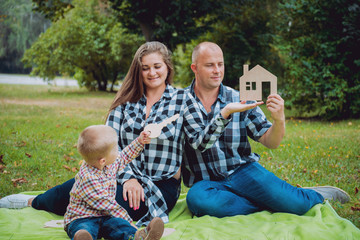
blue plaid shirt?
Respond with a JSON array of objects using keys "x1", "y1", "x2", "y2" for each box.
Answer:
[
  {"x1": 106, "y1": 84, "x2": 229, "y2": 226},
  {"x1": 182, "y1": 80, "x2": 272, "y2": 187}
]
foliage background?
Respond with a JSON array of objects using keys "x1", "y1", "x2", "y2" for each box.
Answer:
[{"x1": 3, "y1": 0, "x2": 358, "y2": 119}]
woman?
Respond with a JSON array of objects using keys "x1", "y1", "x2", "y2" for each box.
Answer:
[{"x1": 0, "y1": 41, "x2": 258, "y2": 226}]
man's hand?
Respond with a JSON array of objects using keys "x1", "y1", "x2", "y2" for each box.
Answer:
[
  {"x1": 266, "y1": 94, "x2": 285, "y2": 122},
  {"x1": 259, "y1": 94, "x2": 285, "y2": 149},
  {"x1": 221, "y1": 101, "x2": 264, "y2": 119},
  {"x1": 123, "y1": 179, "x2": 144, "y2": 210}
]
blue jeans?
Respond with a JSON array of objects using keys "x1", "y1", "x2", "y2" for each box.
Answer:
[
  {"x1": 186, "y1": 162, "x2": 324, "y2": 217},
  {"x1": 32, "y1": 177, "x2": 180, "y2": 220},
  {"x1": 66, "y1": 216, "x2": 136, "y2": 240}
]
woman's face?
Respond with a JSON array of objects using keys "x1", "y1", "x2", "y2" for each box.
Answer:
[{"x1": 141, "y1": 52, "x2": 168, "y2": 91}]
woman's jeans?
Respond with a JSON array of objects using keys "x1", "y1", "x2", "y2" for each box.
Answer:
[
  {"x1": 66, "y1": 216, "x2": 136, "y2": 240},
  {"x1": 32, "y1": 177, "x2": 180, "y2": 221},
  {"x1": 186, "y1": 162, "x2": 324, "y2": 217}
]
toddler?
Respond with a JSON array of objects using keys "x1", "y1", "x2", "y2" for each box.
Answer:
[{"x1": 64, "y1": 125, "x2": 164, "y2": 240}]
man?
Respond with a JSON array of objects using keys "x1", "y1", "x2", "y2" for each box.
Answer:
[{"x1": 182, "y1": 42, "x2": 350, "y2": 218}]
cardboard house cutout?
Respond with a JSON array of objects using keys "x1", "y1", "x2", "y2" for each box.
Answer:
[{"x1": 239, "y1": 64, "x2": 277, "y2": 101}]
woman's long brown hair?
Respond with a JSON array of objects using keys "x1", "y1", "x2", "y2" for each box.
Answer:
[{"x1": 108, "y1": 41, "x2": 174, "y2": 115}]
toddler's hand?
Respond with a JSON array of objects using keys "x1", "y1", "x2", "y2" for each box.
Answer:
[{"x1": 139, "y1": 131, "x2": 151, "y2": 144}]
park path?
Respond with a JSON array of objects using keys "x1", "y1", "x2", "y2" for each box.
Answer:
[{"x1": 0, "y1": 74, "x2": 78, "y2": 87}]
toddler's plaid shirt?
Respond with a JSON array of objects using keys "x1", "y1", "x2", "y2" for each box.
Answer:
[{"x1": 64, "y1": 137, "x2": 144, "y2": 228}]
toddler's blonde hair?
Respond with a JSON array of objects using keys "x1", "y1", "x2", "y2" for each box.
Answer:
[{"x1": 77, "y1": 125, "x2": 118, "y2": 163}]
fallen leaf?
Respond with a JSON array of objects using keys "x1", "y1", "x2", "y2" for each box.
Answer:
[
  {"x1": 11, "y1": 177, "x2": 28, "y2": 183},
  {"x1": 16, "y1": 141, "x2": 27, "y2": 147},
  {"x1": 25, "y1": 153, "x2": 32, "y2": 158},
  {"x1": 11, "y1": 177, "x2": 28, "y2": 187},
  {"x1": 355, "y1": 187, "x2": 359, "y2": 195},
  {"x1": 63, "y1": 154, "x2": 73, "y2": 162},
  {"x1": 71, "y1": 167, "x2": 78, "y2": 172},
  {"x1": 0, "y1": 155, "x2": 4, "y2": 164},
  {"x1": 351, "y1": 206, "x2": 360, "y2": 211},
  {"x1": 296, "y1": 184, "x2": 302, "y2": 188},
  {"x1": 0, "y1": 164, "x2": 6, "y2": 172},
  {"x1": 63, "y1": 165, "x2": 71, "y2": 171}
]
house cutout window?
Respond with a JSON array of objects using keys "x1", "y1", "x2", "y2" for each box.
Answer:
[
  {"x1": 246, "y1": 82, "x2": 257, "y2": 91},
  {"x1": 252, "y1": 82, "x2": 256, "y2": 90}
]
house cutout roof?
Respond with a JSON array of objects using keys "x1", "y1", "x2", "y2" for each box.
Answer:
[{"x1": 239, "y1": 64, "x2": 277, "y2": 101}]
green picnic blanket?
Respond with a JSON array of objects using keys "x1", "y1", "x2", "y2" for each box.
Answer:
[{"x1": 0, "y1": 191, "x2": 359, "y2": 240}]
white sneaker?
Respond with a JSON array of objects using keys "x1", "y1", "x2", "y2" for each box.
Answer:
[
  {"x1": 0, "y1": 194, "x2": 36, "y2": 209},
  {"x1": 303, "y1": 186, "x2": 350, "y2": 204}
]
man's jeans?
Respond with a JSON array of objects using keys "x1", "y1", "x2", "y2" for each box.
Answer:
[
  {"x1": 66, "y1": 216, "x2": 136, "y2": 240},
  {"x1": 186, "y1": 162, "x2": 324, "y2": 217}
]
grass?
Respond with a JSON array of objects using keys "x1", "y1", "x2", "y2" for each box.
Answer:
[{"x1": 0, "y1": 83, "x2": 359, "y2": 229}]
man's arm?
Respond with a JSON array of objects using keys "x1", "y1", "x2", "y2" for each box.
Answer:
[{"x1": 258, "y1": 94, "x2": 285, "y2": 149}]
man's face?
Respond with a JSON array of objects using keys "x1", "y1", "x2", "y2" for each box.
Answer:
[{"x1": 191, "y1": 47, "x2": 224, "y2": 90}]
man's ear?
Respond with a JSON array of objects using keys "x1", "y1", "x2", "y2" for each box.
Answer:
[{"x1": 190, "y1": 63, "x2": 197, "y2": 74}]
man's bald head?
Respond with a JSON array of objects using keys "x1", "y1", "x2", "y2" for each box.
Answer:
[{"x1": 192, "y1": 42, "x2": 223, "y2": 64}]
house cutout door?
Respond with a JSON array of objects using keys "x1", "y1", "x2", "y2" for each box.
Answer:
[{"x1": 262, "y1": 81, "x2": 271, "y2": 103}]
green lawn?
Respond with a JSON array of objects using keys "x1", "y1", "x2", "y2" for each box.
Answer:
[{"x1": 0, "y1": 83, "x2": 359, "y2": 228}]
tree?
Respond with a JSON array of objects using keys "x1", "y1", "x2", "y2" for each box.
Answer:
[
  {"x1": 32, "y1": 0, "x2": 74, "y2": 22},
  {"x1": 109, "y1": 0, "x2": 223, "y2": 50},
  {"x1": 275, "y1": 0, "x2": 360, "y2": 119},
  {"x1": 210, "y1": 0, "x2": 281, "y2": 91},
  {"x1": 172, "y1": 0, "x2": 281, "y2": 91},
  {"x1": 0, "y1": 0, "x2": 51, "y2": 73},
  {"x1": 22, "y1": 0, "x2": 144, "y2": 91}
]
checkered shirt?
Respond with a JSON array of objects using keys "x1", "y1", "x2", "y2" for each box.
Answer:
[
  {"x1": 106, "y1": 84, "x2": 230, "y2": 226},
  {"x1": 182, "y1": 80, "x2": 272, "y2": 187},
  {"x1": 64, "y1": 138, "x2": 144, "y2": 228}
]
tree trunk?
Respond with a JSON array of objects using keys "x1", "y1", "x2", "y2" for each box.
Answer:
[{"x1": 139, "y1": 21, "x2": 154, "y2": 42}]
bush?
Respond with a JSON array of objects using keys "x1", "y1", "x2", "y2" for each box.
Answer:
[{"x1": 275, "y1": 0, "x2": 360, "y2": 119}]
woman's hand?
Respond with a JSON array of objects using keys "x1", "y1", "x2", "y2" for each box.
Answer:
[{"x1": 123, "y1": 179, "x2": 145, "y2": 210}]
